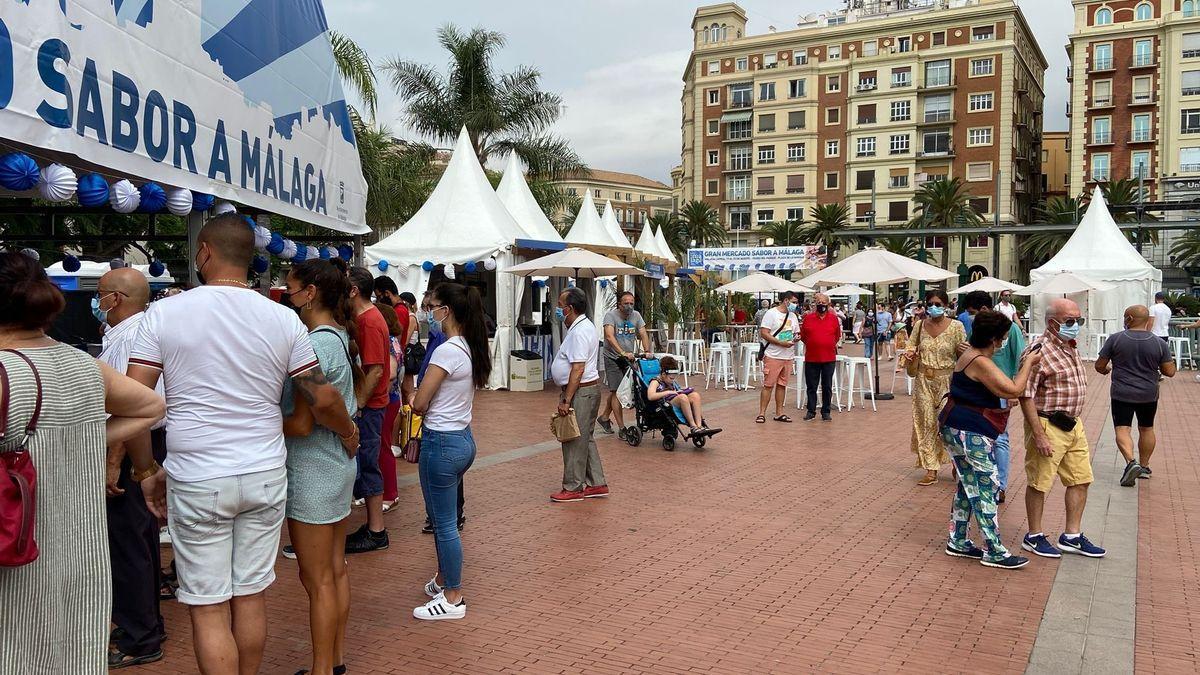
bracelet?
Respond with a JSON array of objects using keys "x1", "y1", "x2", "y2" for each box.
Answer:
[
  {"x1": 338, "y1": 428, "x2": 356, "y2": 441},
  {"x1": 131, "y1": 461, "x2": 161, "y2": 482}
]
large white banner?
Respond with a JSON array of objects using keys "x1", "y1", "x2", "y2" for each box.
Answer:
[
  {"x1": 687, "y1": 245, "x2": 827, "y2": 272},
  {"x1": 0, "y1": 0, "x2": 368, "y2": 234}
]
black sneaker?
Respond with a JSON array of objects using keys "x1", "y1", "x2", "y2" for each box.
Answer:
[
  {"x1": 1119, "y1": 460, "x2": 1143, "y2": 487},
  {"x1": 345, "y1": 524, "x2": 389, "y2": 554},
  {"x1": 980, "y1": 555, "x2": 1029, "y2": 570},
  {"x1": 1138, "y1": 466, "x2": 1152, "y2": 479},
  {"x1": 596, "y1": 417, "x2": 615, "y2": 434},
  {"x1": 617, "y1": 427, "x2": 628, "y2": 442},
  {"x1": 945, "y1": 542, "x2": 985, "y2": 559},
  {"x1": 821, "y1": 413, "x2": 832, "y2": 421},
  {"x1": 422, "y1": 519, "x2": 465, "y2": 534},
  {"x1": 109, "y1": 648, "x2": 163, "y2": 669},
  {"x1": 803, "y1": 411, "x2": 817, "y2": 421},
  {"x1": 281, "y1": 545, "x2": 297, "y2": 560}
]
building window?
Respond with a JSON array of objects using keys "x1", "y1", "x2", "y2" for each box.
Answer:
[
  {"x1": 787, "y1": 142, "x2": 806, "y2": 162},
  {"x1": 826, "y1": 139, "x2": 840, "y2": 157},
  {"x1": 1184, "y1": 71, "x2": 1200, "y2": 96},
  {"x1": 705, "y1": 180, "x2": 718, "y2": 196},
  {"x1": 897, "y1": 36, "x2": 912, "y2": 53},
  {"x1": 1095, "y1": 8, "x2": 1112, "y2": 25},
  {"x1": 966, "y1": 162, "x2": 992, "y2": 181},
  {"x1": 932, "y1": 31, "x2": 946, "y2": 47},
  {"x1": 888, "y1": 201, "x2": 908, "y2": 222},
  {"x1": 967, "y1": 127, "x2": 993, "y2": 146},
  {"x1": 1186, "y1": 32, "x2": 1200, "y2": 58},
  {"x1": 856, "y1": 170, "x2": 875, "y2": 191},
  {"x1": 727, "y1": 175, "x2": 750, "y2": 200},
  {"x1": 970, "y1": 58, "x2": 994, "y2": 77},
  {"x1": 788, "y1": 79, "x2": 806, "y2": 98},
  {"x1": 968, "y1": 234, "x2": 990, "y2": 247},
  {"x1": 736, "y1": 56, "x2": 748, "y2": 71},
  {"x1": 728, "y1": 146, "x2": 751, "y2": 170},
  {"x1": 730, "y1": 83, "x2": 752, "y2": 107},
  {"x1": 826, "y1": 107, "x2": 841, "y2": 124},
  {"x1": 707, "y1": 119, "x2": 719, "y2": 135},
  {"x1": 788, "y1": 110, "x2": 806, "y2": 130},
  {"x1": 759, "y1": 113, "x2": 776, "y2": 133},
  {"x1": 1093, "y1": 80, "x2": 1113, "y2": 106},
  {"x1": 1133, "y1": 76, "x2": 1152, "y2": 103},
  {"x1": 786, "y1": 174, "x2": 805, "y2": 194},
  {"x1": 760, "y1": 82, "x2": 776, "y2": 101},
  {"x1": 1132, "y1": 114, "x2": 1152, "y2": 142},
  {"x1": 923, "y1": 236, "x2": 945, "y2": 249},
  {"x1": 1133, "y1": 40, "x2": 1154, "y2": 67},
  {"x1": 826, "y1": 74, "x2": 841, "y2": 93},
  {"x1": 922, "y1": 130, "x2": 952, "y2": 155},
  {"x1": 1132, "y1": 151, "x2": 1151, "y2": 178},
  {"x1": 707, "y1": 150, "x2": 719, "y2": 166},
  {"x1": 891, "y1": 67, "x2": 912, "y2": 88},
  {"x1": 824, "y1": 172, "x2": 839, "y2": 190},
  {"x1": 758, "y1": 145, "x2": 776, "y2": 164},
  {"x1": 1091, "y1": 153, "x2": 1110, "y2": 181},
  {"x1": 890, "y1": 134, "x2": 910, "y2": 154},
  {"x1": 856, "y1": 137, "x2": 877, "y2": 157},
  {"x1": 1187, "y1": 1, "x2": 1199, "y2": 18},
  {"x1": 861, "y1": 40, "x2": 877, "y2": 57},
  {"x1": 924, "y1": 94, "x2": 951, "y2": 122},
  {"x1": 757, "y1": 209, "x2": 775, "y2": 225},
  {"x1": 786, "y1": 206, "x2": 804, "y2": 222},
  {"x1": 763, "y1": 53, "x2": 778, "y2": 69},
  {"x1": 828, "y1": 45, "x2": 842, "y2": 60},
  {"x1": 794, "y1": 49, "x2": 808, "y2": 65},
  {"x1": 827, "y1": 16, "x2": 846, "y2": 26},
  {"x1": 890, "y1": 100, "x2": 911, "y2": 122},
  {"x1": 969, "y1": 198, "x2": 990, "y2": 217},
  {"x1": 729, "y1": 206, "x2": 751, "y2": 230},
  {"x1": 1094, "y1": 44, "x2": 1113, "y2": 70},
  {"x1": 707, "y1": 89, "x2": 721, "y2": 106},
  {"x1": 707, "y1": 60, "x2": 719, "y2": 75},
  {"x1": 1092, "y1": 117, "x2": 1112, "y2": 144},
  {"x1": 858, "y1": 104, "x2": 877, "y2": 124},
  {"x1": 968, "y1": 93, "x2": 994, "y2": 112},
  {"x1": 1183, "y1": 109, "x2": 1200, "y2": 134},
  {"x1": 925, "y1": 60, "x2": 951, "y2": 87},
  {"x1": 615, "y1": 208, "x2": 624, "y2": 222},
  {"x1": 858, "y1": 74, "x2": 878, "y2": 91},
  {"x1": 971, "y1": 25, "x2": 995, "y2": 42},
  {"x1": 728, "y1": 120, "x2": 751, "y2": 140},
  {"x1": 889, "y1": 171, "x2": 909, "y2": 189},
  {"x1": 1181, "y1": 146, "x2": 1200, "y2": 171},
  {"x1": 757, "y1": 176, "x2": 774, "y2": 195}
]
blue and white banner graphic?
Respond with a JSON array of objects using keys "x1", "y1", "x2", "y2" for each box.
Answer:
[
  {"x1": 0, "y1": 0, "x2": 368, "y2": 234},
  {"x1": 687, "y1": 246, "x2": 827, "y2": 272}
]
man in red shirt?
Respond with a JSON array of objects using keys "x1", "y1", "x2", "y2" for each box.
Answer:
[
  {"x1": 800, "y1": 292, "x2": 842, "y2": 421},
  {"x1": 347, "y1": 267, "x2": 392, "y2": 553}
]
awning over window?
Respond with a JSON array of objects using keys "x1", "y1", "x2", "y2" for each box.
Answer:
[{"x1": 720, "y1": 111, "x2": 753, "y2": 123}]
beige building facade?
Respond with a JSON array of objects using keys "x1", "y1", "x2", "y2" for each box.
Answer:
[
  {"x1": 550, "y1": 169, "x2": 674, "y2": 238},
  {"x1": 679, "y1": 0, "x2": 1048, "y2": 279},
  {"x1": 1041, "y1": 131, "x2": 1072, "y2": 198}
]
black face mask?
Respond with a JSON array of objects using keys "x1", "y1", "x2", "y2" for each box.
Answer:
[
  {"x1": 194, "y1": 249, "x2": 208, "y2": 286},
  {"x1": 816, "y1": 304, "x2": 828, "y2": 313}
]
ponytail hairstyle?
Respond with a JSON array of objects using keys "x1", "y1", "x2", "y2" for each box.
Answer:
[
  {"x1": 289, "y1": 258, "x2": 365, "y2": 388},
  {"x1": 432, "y1": 282, "x2": 492, "y2": 388}
]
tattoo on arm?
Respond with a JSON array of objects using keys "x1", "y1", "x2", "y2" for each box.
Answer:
[{"x1": 292, "y1": 366, "x2": 330, "y2": 405}]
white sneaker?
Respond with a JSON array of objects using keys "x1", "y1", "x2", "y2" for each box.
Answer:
[
  {"x1": 352, "y1": 498, "x2": 365, "y2": 508},
  {"x1": 424, "y1": 576, "x2": 443, "y2": 598},
  {"x1": 159, "y1": 527, "x2": 171, "y2": 546},
  {"x1": 413, "y1": 593, "x2": 465, "y2": 621}
]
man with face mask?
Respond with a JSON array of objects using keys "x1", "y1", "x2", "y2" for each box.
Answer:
[
  {"x1": 96, "y1": 267, "x2": 168, "y2": 668},
  {"x1": 597, "y1": 291, "x2": 650, "y2": 439},
  {"x1": 799, "y1": 292, "x2": 842, "y2": 421},
  {"x1": 757, "y1": 291, "x2": 800, "y2": 423},
  {"x1": 995, "y1": 290, "x2": 1022, "y2": 331},
  {"x1": 1018, "y1": 298, "x2": 1106, "y2": 560},
  {"x1": 549, "y1": 288, "x2": 607, "y2": 502}
]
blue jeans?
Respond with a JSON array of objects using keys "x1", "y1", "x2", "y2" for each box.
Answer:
[
  {"x1": 994, "y1": 399, "x2": 1010, "y2": 490},
  {"x1": 864, "y1": 337, "x2": 874, "y2": 359},
  {"x1": 419, "y1": 427, "x2": 476, "y2": 589}
]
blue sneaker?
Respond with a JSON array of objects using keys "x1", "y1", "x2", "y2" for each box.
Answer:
[
  {"x1": 945, "y1": 542, "x2": 985, "y2": 559},
  {"x1": 1021, "y1": 533, "x2": 1062, "y2": 558},
  {"x1": 1058, "y1": 533, "x2": 1106, "y2": 558}
]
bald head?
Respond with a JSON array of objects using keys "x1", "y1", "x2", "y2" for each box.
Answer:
[
  {"x1": 98, "y1": 267, "x2": 149, "y2": 327},
  {"x1": 813, "y1": 292, "x2": 830, "y2": 305},
  {"x1": 1045, "y1": 298, "x2": 1079, "y2": 321},
  {"x1": 1124, "y1": 304, "x2": 1151, "y2": 330}
]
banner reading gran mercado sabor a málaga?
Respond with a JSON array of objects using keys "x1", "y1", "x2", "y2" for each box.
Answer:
[
  {"x1": 0, "y1": 0, "x2": 367, "y2": 234},
  {"x1": 687, "y1": 245, "x2": 827, "y2": 273}
]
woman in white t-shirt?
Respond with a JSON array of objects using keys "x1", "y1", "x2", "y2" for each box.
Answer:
[{"x1": 410, "y1": 282, "x2": 492, "y2": 621}]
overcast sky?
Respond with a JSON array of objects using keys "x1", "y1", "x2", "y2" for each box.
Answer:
[{"x1": 326, "y1": 0, "x2": 1073, "y2": 183}]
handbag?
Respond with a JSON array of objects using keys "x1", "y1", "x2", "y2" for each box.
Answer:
[
  {"x1": 401, "y1": 405, "x2": 423, "y2": 464},
  {"x1": 903, "y1": 321, "x2": 924, "y2": 378},
  {"x1": 404, "y1": 342, "x2": 426, "y2": 374},
  {"x1": 550, "y1": 409, "x2": 581, "y2": 442},
  {"x1": 939, "y1": 396, "x2": 1011, "y2": 436},
  {"x1": 0, "y1": 350, "x2": 43, "y2": 568}
]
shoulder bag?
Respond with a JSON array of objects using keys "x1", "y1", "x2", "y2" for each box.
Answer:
[
  {"x1": 903, "y1": 320, "x2": 924, "y2": 378},
  {"x1": 758, "y1": 311, "x2": 792, "y2": 361},
  {"x1": 0, "y1": 350, "x2": 43, "y2": 567}
]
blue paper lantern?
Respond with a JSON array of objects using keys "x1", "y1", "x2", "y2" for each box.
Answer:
[
  {"x1": 76, "y1": 173, "x2": 110, "y2": 207},
  {"x1": 148, "y1": 260, "x2": 166, "y2": 277},
  {"x1": 62, "y1": 254, "x2": 81, "y2": 272},
  {"x1": 0, "y1": 152, "x2": 39, "y2": 191},
  {"x1": 266, "y1": 233, "x2": 285, "y2": 255},
  {"x1": 191, "y1": 192, "x2": 215, "y2": 212},
  {"x1": 242, "y1": 215, "x2": 256, "y2": 230},
  {"x1": 421, "y1": 261, "x2": 434, "y2": 272},
  {"x1": 532, "y1": 280, "x2": 544, "y2": 289},
  {"x1": 293, "y1": 245, "x2": 308, "y2": 263},
  {"x1": 465, "y1": 261, "x2": 477, "y2": 273},
  {"x1": 599, "y1": 279, "x2": 609, "y2": 289},
  {"x1": 377, "y1": 259, "x2": 389, "y2": 272},
  {"x1": 137, "y1": 182, "x2": 167, "y2": 212},
  {"x1": 338, "y1": 244, "x2": 353, "y2": 261},
  {"x1": 252, "y1": 255, "x2": 270, "y2": 275},
  {"x1": 319, "y1": 246, "x2": 333, "y2": 260}
]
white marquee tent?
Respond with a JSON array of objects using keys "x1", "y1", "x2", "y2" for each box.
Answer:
[
  {"x1": 1028, "y1": 187, "x2": 1160, "y2": 351},
  {"x1": 364, "y1": 127, "x2": 527, "y2": 390},
  {"x1": 564, "y1": 192, "x2": 618, "y2": 249},
  {"x1": 634, "y1": 220, "x2": 661, "y2": 261},
  {"x1": 653, "y1": 225, "x2": 678, "y2": 265},
  {"x1": 495, "y1": 153, "x2": 565, "y2": 243},
  {"x1": 601, "y1": 201, "x2": 633, "y2": 250}
]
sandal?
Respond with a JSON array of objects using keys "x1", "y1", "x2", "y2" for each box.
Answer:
[
  {"x1": 773, "y1": 415, "x2": 793, "y2": 423},
  {"x1": 755, "y1": 415, "x2": 766, "y2": 424},
  {"x1": 108, "y1": 647, "x2": 163, "y2": 669},
  {"x1": 382, "y1": 497, "x2": 401, "y2": 513},
  {"x1": 917, "y1": 473, "x2": 937, "y2": 486},
  {"x1": 159, "y1": 579, "x2": 177, "y2": 600}
]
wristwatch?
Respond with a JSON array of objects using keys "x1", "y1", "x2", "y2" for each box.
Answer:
[{"x1": 132, "y1": 461, "x2": 161, "y2": 482}]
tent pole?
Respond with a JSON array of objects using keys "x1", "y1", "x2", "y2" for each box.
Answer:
[{"x1": 872, "y1": 281, "x2": 894, "y2": 401}]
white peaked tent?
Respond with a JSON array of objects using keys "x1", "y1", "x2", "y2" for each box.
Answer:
[
  {"x1": 565, "y1": 192, "x2": 617, "y2": 248},
  {"x1": 601, "y1": 201, "x2": 633, "y2": 249},
  {"x1": 364, "y1": 127, "x2": 527, "y2": 390},
  {"x1": 1029, "y1": 187, "x2": 1160, "y2": 348},
  {"x1": 496, "y1": 153, "x2": 564, "y2": 243},
  {"x1": 634, "y1": 220, "x2": 661, "y2": 261},
  {"x1": 653, "y1": 225, "x2": 679, "y2": 264}
]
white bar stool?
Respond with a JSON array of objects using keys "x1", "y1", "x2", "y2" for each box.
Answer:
[
  {"x1": 793, "y1": 355, "x2": 806, "y2": 409},
  {"x1": 706, "y1": 342, "x2": 734, "y2": 390},
  {"x1": 1169, "y1": 336, "x2": 1194, "y2": 370},
  {"x1": 842, "y1": 356, "x2": 877, "y2": 412},
  {"x1": 890, "y1": 363, "x2": 914, "y2": 396},
  {"x1": 683, "y1": 339, "x2": 706, "y2": 374},
  {"x1": 737, "y1": 343, "x2": 760, "y2": 390}
]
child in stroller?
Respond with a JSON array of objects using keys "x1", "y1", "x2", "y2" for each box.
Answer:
[{"x1": 627, "y1": 356, "x2": 722, "y2": 450}]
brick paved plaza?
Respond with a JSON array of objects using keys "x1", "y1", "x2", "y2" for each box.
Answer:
[{"x1": 142, "y1": 366, "x2": 1199, "y2": 674}]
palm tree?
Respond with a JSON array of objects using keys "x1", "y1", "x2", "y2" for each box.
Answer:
[
  {"x1": 908, "y1": 177, "x2": 983, "y2": 269},
  {"x1": 798, "y1": 203, "x2": 849, "y2": 263},
  {"x1": 381, "y1": 25, "x2": 586, "y2": 178},
  {"x1": 1018, "y1": 195, "x2": 1078, "y2": 267},
  {"x1": 1101, "y1": 177, "x2": 1158, "y2": 245},
  {"x1": 1169, "y1": 230, "x2": 1200, "y2": 267},
  {"x1": 330, "y1": 31, "x2": 378, "y2": 119},
  {"x1": 678, "y1": 200, "x2": 726, "y2": 247},
  {"x1": 760, "y1": 220, "x2": 805, "y2": 246},
  {"x1": 352, "y1": 119, "x2": 438, "y2": 235},
  {"x1": 880, "y1": 236, "x2": 920, "y2": 258}
]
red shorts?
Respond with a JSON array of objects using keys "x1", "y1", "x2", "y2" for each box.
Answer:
[{"x1": 762, "y1": 356, "x2": 791, "y2": 388}]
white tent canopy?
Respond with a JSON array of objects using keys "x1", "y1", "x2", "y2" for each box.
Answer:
[
  {"x1": 823, "y1": 284, "x2": 875, "y2": 296},
  {"x1": 653, "y1": 224, "x2": 678, "y2": 264},
  {"x1": 364, "y1": 126, "x2": 527, "y2": 390},
  {"x1": 1024, "y1": 271, "x2": 1115, "y2": 296},
  {"x1": 565, "y1": 192, "x2": 620, "y2": 249},
  {"x1": 496, "y1": 153, "x2": 564, "y2": 243},
  {"x1": 634, "y1": 220, "x2": 661, "y2": 261},
  {"x1": 952, "y1": 276, "x2": 1026, "y2": 295},
  {"x1": 802, "y1": 247, "x2": 956, "y2": 286},
  {"x1": 1028, "y1": 187, "x2": 1160, "y2": 347},
  {"x1": 601, "y1": 201, "x2": 632, "y2": 249},
  {"x1": 505, "y1": 248, "x2": 645, "y2": 278}
]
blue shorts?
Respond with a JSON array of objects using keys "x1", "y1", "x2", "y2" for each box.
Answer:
[{"x1": 353, "y1": 406, "x2": 385, "y2": 498}]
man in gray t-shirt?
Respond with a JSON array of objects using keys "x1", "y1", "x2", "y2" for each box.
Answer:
[
  {"x1": 1096, "y1": 304, "x2": 1177, "y2": 486},
  {"x1": 597, "y1": 291, "x2": 650, "y2": 438}
]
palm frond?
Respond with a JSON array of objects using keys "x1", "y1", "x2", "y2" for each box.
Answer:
[
  {"x1": 490, "y1": 136, "x2": 587, "y2": 180},
  {"x1": 329, "y1": 30, "x2": 378, "y2": 119},
  {"x1": 678, "y1": 200, "x2": 726, "y2": 247}
]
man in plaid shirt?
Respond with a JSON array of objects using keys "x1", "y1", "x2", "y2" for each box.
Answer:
[{"x1": 1018, "y1": 298, "x2": 1107, "y2": 559}]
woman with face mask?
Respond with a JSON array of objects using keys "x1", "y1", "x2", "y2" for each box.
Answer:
[{"x1": 904, "y1": 289, "x2": 968, "y2": 486}]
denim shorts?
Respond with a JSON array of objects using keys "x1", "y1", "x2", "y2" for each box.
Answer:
[{"x1": 354, "y1": 406, "x2": 385, "y2": 498}]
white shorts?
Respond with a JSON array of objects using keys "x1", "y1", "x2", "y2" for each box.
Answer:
[{"x1": 167, "y1": 465, "x2": 288, "y2": 605}]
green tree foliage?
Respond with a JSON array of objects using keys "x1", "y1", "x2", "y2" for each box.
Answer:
[
  {"x1": 908, "y1": 177, "x2": 983, "y2": 269},
  {"x1": 798, "y1": 203, "x2": 849, "y2": 263}
]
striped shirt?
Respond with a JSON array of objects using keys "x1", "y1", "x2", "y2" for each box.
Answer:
[{"x1": 1022, "y1": 330, "x2": 1087, "y2": 418}]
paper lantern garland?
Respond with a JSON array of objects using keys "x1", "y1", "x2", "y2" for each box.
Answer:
[
  {"x1": 192, "y1": 192, "x2": 215, "y2": 212},
  {"x1": 422, "y1": 261, "x2": 434, "y2": 272},
  {"x1": 63, "y1": 255, "x2": 81, "y2": 272},
  {"x1": 338, "y1": 245, "x2": 353, "y2": 261},
  {"x1": 148, "y1": 260, "x2": 166, "y2": 277},
  {"x1": 252, "y1": 255, "x2": 270, "y2": 275},
  {"x1": 377, "y1": 259, "x2": 389, "y2": 272},
  {"x1": 253, "y1": 226, "x2": 271, "y2": 251},
  {"x1": 266, "y1": 233, "x2": 285, "y2": 255},
  {"x1": 166, "y1": 188, "x2": 192, "y2": 215},
  {"x1": 37, "y1": 164, "x2": 76, "y2": 202},
  {"x1": 109, "y1": 179, "x2": 141, "y2": 213},
  {"x1": 212, "y1": 200, "x2": 236, "y2": 216},
  {"x1": 280, "y1": 240, "x2": 298, "y2": 260},
  {"x1": 483, "y1": 257, "x2": 497, "y2": 271},
  {"x1": 465, "y1": 261, "x2": 477, "y2": 273},
  {"x1": 77, "y1": 173, "x2": 110, "y2": 207},
  {"x1": 0, "y1": 152, "x2": 40, "y2": 191},
  {"x1": 443, "y1": 264, "x2": 456, "y2": 281},
  {"x1": 138, "y1": 182, "x2": 166, "y2": 213}
]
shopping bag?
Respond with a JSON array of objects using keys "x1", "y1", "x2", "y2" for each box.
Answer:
[
  {"x1": 550, "y1": 410, "x2": 581, "y2": 442},
  {"x1": 616, "y1": 370, "x2": 634, "y2": 409}
]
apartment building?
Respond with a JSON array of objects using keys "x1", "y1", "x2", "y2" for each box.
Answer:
[
  {"x1": 679, "y1": 0, "x2": 1047, "y2": 277},
  {"x1": 1041, "y1": 131, "x2": 1072, "y2": 198},
  {"x1": 550, "y1": 169, "x2": 674, "y2": 236}
]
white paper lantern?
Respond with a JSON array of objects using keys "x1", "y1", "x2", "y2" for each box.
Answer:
[
  {"x1": 166, "y1": 187, "x2": 193, "y2": 216},
  {"x1": 37, "y1": 163, "x2": 76, "y2": 202},
  {"x1": 109, "y1": 179, "x2": 140, "y2": 213},
  {"x1": 483, "y1": 257, "x2": 497, "y2": 271},
  {"x1": 443, "y1": 264, "x2": 456, "y2": 280},
  {"x1": 213, "y1": 201, "x2": 237, "y2": 216},
  {"x1": 659, "y1": 276, "x2": 670, "y2": 289},
  {"x1": 279, "y1": 239, "x2": 297, "y2": 260},
  {"x1": 253, "y1": 226, "x2": 271, "y2": 251}
]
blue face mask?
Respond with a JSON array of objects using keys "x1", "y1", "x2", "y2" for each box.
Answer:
[
  {"x1": 90, "y1": 294, "x2": 110, "y2": 324},
  {"x1": 554, "y1": 307, "x2": 566, "y2": 323},
  {"x1": 927, "y1": 305, "x2": 945, "y2": 318},
  {"x1": 1057, "y1": 322, "x2": 1081, "y2": 341},
  {"x1": 788, "y1": 303, "x2": 798, "y2": 313}
]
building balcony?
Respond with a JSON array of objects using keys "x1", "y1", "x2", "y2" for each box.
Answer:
[
  {"x1": 917, "y1": 146, "x2": 955, "y2": 159},
  {"x1": 917, "y1": 112, "x2": 955, "y2": 126},
  {"x1": 1184, "y1": 48, "x2": 1200, "y2": 59},
  {"x1": 1129, "y1": 93, "x2": 1157, "y2": 106},
  {"x1": 854, "y1": 81, "x2": 878, "y2": 93},
  {"x1": 756, "y1": 189, "x2": 775, "y2": 196},
  {"x1": 722, "y1": 165, "x2": 752, "y2": 174},
  {"x1": 1180, "y1": 163, "x2": 1200, "y2": 172},
  {"x1": 1087, "y1": 172, "x2": 1110, "y2": 183},
  {"x1": 1090, "y1": 96, "x2": 1115, "y2": 110},
  {"x1": 1185, "y1": 87, "x2": 1200, "y2": 97},
  {"x1": 1182, "y1": 126, "x2": 1200, "y2": 135},
  {"x1": 1130, "y1": 54, "x2": 1157, "y2": 69},
  {"x1": 723, "y1": 135, "x2": 753, "y2": 143},
  {"x1": 725, "y1": 100, "x2": 753, "y2": 111},
  {"x1": 918, "y1": 77, "x2": 956, "y2": 91},
  {"x1": 1087, "y1": 133, "x2": 1114, "y2": 147},
  {"x1": 1087, "y1": 59, "x2": 1115, "y2": 74},
  {"x1": 786, "y1": 187, "x2": 804, "y2": 194},
  {"x1": 1128, "y1": 131, "x2": 1156, "y2": 144},
  {"x1": 722, "y1": 194, "x2": 752, "y2": 204},
  {"x1": 890, "y1": 79, "x2": 913, "y2": 89}
]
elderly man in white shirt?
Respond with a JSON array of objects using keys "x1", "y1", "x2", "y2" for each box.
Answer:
[
  {"x1": 94, "y1": 267, "x2": 168, "y2": 668},
  {"x1": 549, "y1": 287, "x2": 608, "y2": 503}
]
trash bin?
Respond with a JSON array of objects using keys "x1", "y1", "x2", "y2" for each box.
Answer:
[{"x1": 509, "y1": 350, "x2": 544, "y2": 392}]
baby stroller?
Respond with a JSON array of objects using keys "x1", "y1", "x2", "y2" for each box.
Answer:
[{"x1": 625, "y1": 357, "x2": 714, "y2": 451}]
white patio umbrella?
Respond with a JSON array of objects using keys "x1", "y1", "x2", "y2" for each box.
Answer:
[
  {"x1": 715, "y1": 271, "x2": 815, "y2": 294},
  {"x1": 505, "y1": 247, "x2": 645, "y2": 278},
  {"x1": 952, "y1": 276, "x2": 1026, "y2": 295},
  {"x1": 1022, "y1": 271, "x2": 1114, "y2": 296},
  {"x1": 823, "y1": 284, "x2": 875, "y2": 296}
]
